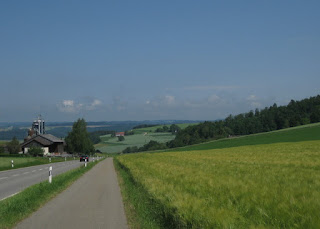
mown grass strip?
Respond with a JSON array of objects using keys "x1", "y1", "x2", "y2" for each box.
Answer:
[
  {"x1": 0, "y1": 158, "x2": 104, "y2": 229},
  {"x1": 0, "y1": 157, "x2": 76, "y2": 172}
]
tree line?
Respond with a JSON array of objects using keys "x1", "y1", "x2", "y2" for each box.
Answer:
[{"x1": 123, "y1": 94, "x2": 320, "y2": 153}]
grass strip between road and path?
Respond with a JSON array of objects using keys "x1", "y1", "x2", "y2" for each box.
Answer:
[
  {"x1": 114, "y1": 157, "x2": 185, "y2": 229},
  {"x1": 0, "y1": 157, "x2": 77, "y2": 172},
  {"x1": 0, "y1": 158, "x2": 104, "y2": 229}
]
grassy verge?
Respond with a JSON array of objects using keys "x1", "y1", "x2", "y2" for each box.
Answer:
[
  {"x1": 0, "y1": 158, "x2": 103, "y2": 229},
  {"x1": 115, "y1": 157, "x2": 183, "y2": 229},
  {"x1": 0, "y1": 157, "x2": 77, "y2": 172}
]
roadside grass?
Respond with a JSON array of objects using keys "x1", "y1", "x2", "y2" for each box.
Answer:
[
  {"x1": 115, "y1": 158, "x2": 165, "y2": 229},
  {"x1": 116, "y1": 140, "x2": 320, "y2": 228},
  {"x1": 0, "y1": 157, "x2": 77, "y2": 172},
  {"x1": 0, "y1": 158, "x2": 103, "y2": 229},
  {"x1": 170, "y1": 122, "x2": 320, "y2": 152}
]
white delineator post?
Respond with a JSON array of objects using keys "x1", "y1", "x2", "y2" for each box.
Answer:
[
  {"x1": 49, "y1": 166, "x2": 52, "y2": 183},
  {"x1": 11, "y1": 160, "x2": 14, "y2": 168},
  {"x1": 85, "y1": 158, "x2": 87, "y2": 167}
]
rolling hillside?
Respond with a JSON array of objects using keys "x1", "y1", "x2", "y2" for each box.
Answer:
[
  {"x1": 170, "y1": 122, "x2": 320, "y2": 151},
  {"x1": 95, "y1": 123, "x2": 197, "y2": 153}
]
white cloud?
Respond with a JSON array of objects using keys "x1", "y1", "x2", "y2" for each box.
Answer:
[
  {"x1": 58, "y1": 100, "x2": 80, "y2": 113},
  {"x1": 164, "y1": 95, "x2": 175, "y2": 105},
  {"x1": 208, "y1": 94, "x2": 221, "y2": 103},
  {"x1": 146, "y1": 95, "x2": 176, "y2": 107},
  {"x1": 57, "y1": 98, "x2": 103, "y2": 113},
  {"x1": 62, "y1": 100, "x2": 74, "y2": 106},
  {"x1": 247, "y1": 95, "x2": 257, "y2": 101},
  {"x1": 86, "y1": 99, "x2": 102, "y2": 110},
  {"x1": 246, "y1": 95, "x2": 262, "y2": 108}
]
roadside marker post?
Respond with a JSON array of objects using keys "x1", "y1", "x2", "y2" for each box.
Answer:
[
  {"x1": 49, "y1": 166, "x2": 52, "y2": 184},
  {"x1": 85, "y1": 158, "x2": 87, "y2": 167},
  {"x1": 11, "y1": 160, "x2": 14, "y2": 168}
]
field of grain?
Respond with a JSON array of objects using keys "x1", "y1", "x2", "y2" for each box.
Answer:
[{"x1": 117, "y1": 139, "x2": 320, "y2": 228}]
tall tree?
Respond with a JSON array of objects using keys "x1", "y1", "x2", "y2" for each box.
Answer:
[
  {"x1": 7, "y1": 136, "x2": 20, "y2": 154},
  {"x1": 65, "y1": 118, "x2": 94, "y2": 155}
]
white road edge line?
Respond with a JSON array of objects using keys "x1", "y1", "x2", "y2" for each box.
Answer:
[
  {"x1": 0, "y1": 177, "x2": 9, "y2": 180},
  {"x1": 12, "y1": 174, "x2": 19, "y2": 177},
  {"x1": 23, "y1": 172, "x2": 30, "y2": 174},
  {"x1": 0, "y1": 191, "x2": 21, "y2": 201},
  {"x1": 32, "y1": 170, "x2": 37, "y2": 172}
]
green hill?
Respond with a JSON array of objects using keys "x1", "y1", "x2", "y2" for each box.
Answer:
[{"x1": 170, "y1": 122, "x2": 320, "y2": 152}]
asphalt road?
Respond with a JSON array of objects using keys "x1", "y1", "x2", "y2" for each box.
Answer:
[
  {"x1": 15, "y1": 158, "x2": 128, "y2": 229},
  {"x1": 0, "y1": 159, "x2": 87, "y2": 201}
]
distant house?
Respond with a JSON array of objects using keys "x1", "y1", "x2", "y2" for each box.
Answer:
[
  {"x1": 115, "y1": 132, "x2": 125, "y2": 137},
  {"x1": 21, "y1": 134, "x2": 65, "y2": 156}
]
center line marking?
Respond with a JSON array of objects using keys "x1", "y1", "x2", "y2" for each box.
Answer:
[
  {"x1": 23, "y1": 172, "x2": 30, "y2": 174},
  {"x1": 12, "y1": 174, "x2": 19, "y2": 177},
  {"x1": 39, "y1": 169, "x2": 43, "y2": 171},
  {"x1": 0, "y1": 177, "x2": 8, "y2": 180},
  {"x1": 32, "y1": 170, "x2": 36, "y2": 172}
]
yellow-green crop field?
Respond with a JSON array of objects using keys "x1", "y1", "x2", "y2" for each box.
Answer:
[{"x1": 117, "y1": 140, "x2": 320, "y2": 228}]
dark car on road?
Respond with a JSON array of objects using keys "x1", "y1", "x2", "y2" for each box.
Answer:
[{"x1": 80, "y1": 155, "x2": 89, "y2": 162}]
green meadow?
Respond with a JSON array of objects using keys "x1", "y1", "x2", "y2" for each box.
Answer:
[
  {"x1": 116, "y1": 124, "x2": 320, "y2": 228},
  {"x1": 171, "y1": 122, "x2": 320, "y2": 152},
  {"x1": 133, "y1": 123, "x2": 199, "y2": 134},
  {"x1": 95, "y1": 133, "x2": 175, "y2": 153},
  {"x1": 95, "y1": 123, "x2": 197, "y2": 153}
]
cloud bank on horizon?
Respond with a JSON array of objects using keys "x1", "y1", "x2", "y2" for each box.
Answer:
[{"x1": 0, "y1": 1, "x2": 319, "y2": 122}]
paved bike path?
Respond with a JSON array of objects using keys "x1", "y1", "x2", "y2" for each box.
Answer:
[{"x1": 15, "y1": 158, "x2": 128, "y2": 229}]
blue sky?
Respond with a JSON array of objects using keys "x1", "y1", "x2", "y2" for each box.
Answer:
[{"x1": 1, "y1": 1, "x2": 319, "y2": 122}]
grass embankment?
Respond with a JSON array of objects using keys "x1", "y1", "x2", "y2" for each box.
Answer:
[
  {"x1": 115, "y1": 124, "x2": 320, "y2": 228},
  {"x1": 0, "y1": 158, "x2": 103, "y2": 229},
  {"x1": 171, "y1": 122, "x2": 320, "y2": 152},
  {"x1": 0, "y1": 157, "x2": 76, "y2": 172}
]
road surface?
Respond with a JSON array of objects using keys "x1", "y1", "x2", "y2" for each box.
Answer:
[
  {"x1": 0, "y1": 160, "x2": 85, "y2": 201},
  {"x1": 15, "y1": 158, "x2": 128, "y2": 229}
]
